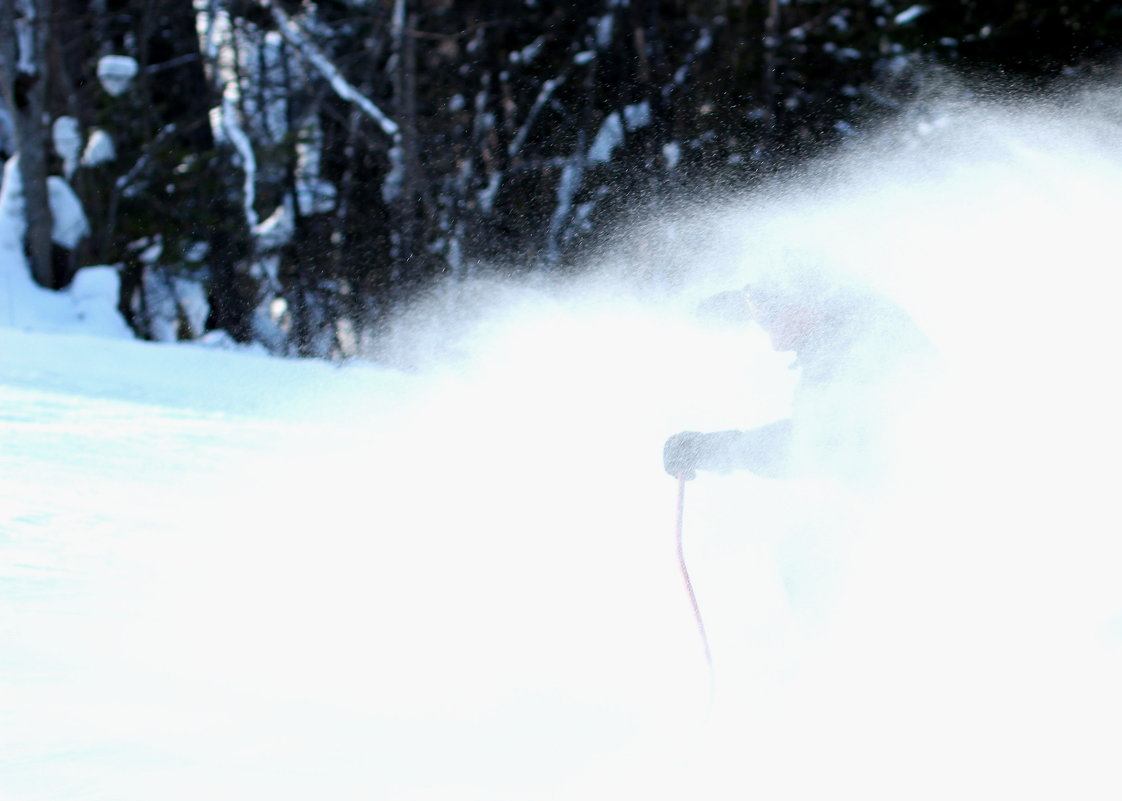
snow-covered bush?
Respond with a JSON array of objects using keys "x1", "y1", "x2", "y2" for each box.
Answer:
[
  {"x1": 96, "y1": 55, "x2": 139, "y2": 97},
  {"x1": 47, "y1": 177, "x2": 89, "y2": 250}
]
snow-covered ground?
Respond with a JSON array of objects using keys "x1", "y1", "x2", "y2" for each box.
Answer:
[
  {"x1": 0, "y1": 287, "x2": 769, "y2": 801},
  {"x1": 4, "y1": 97, "x2": 1122, "y2": 800}
]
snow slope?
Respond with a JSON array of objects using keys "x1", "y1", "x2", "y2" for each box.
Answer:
[
  {"x1": 4, "y1": 93, "x2": 1122, "y2": 801},
  {"x1": 0, "y1": 293, "x2": 762, "y2": 801}
]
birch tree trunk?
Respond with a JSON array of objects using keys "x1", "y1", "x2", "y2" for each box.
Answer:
[{"x1": 0, "y1": 0, "x2": 53, "y2": 288}]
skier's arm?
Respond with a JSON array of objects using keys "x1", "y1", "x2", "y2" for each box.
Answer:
[{"x1": 664, "y1": 419, "x2": 793, "y2": 480}]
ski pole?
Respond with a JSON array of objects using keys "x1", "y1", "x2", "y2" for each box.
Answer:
[{"x1": 675, "y1": 473, "x2": 713, "y2": 677}]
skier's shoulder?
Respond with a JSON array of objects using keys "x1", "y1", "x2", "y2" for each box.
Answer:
[{"x1": 843, "y1": 290, "x2": 934, "y2": 370}]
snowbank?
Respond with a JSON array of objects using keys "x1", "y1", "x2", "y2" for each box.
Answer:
[{"x1": 0, "y1": 156, "x2": 128, "y2": 339}]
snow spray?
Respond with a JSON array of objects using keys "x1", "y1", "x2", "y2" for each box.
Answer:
[{"x1": 5, "y1": 76, "x2": 1122, "y2": 801}]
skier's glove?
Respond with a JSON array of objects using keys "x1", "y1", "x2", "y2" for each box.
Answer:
[{"x1": 663, "y1": 431, "x2": 704, "y2": 481}]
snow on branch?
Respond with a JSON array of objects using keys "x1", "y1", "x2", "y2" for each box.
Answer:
[
  {"x1": 219, "y1": 88, "x2": 259, "y2": 229},
  {"x1": 507, "y1": 75, "x2": 566, "y2": 159},
  {"x1": 14, "y1": 0, "x2": 39, "y2": 76},
  {"x1": 257, "y1": 0, "x2": 399, "y2": 141},
  {"x1": 115, "y1": 124, "x2": 177, "y2": 194}
]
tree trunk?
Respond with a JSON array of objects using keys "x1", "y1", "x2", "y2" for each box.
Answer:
[
  {"x1": 0, "y1": 0, "x2": 53, "y2": 287},
  {"x1": 761, "y1": 0, "x2": 781, "y2": 149},
  {"x1": 390, "y1": 0, "x2": 425, "y2": 295}
]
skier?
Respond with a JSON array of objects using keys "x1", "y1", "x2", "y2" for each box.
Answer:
[{"x1": 663, "y1": 268, "x2": 933, "y2": 486}]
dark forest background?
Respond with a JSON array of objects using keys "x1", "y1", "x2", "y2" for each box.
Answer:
[{"x1": 2, "y1": 0, "x2": 1120, "y2": 357}]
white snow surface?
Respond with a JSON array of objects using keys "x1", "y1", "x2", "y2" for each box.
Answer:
[{"x1": 3, "y1": 92, "x2": 1122, "y2": 801}]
